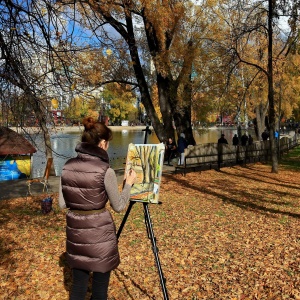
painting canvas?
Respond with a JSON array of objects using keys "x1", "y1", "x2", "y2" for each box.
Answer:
[{"x1": 124, "y1": 143, "x2": 165, "y2": 203}]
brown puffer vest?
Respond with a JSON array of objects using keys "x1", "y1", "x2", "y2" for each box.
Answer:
[{"x1": 61, "y1": 142, "x2": 120, "y2": 272}]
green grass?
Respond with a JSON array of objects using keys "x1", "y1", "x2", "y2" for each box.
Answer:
[
  {"x1": 129, "y1": 239, "x2": 141, "y2": 246},
  {"x1": 280, "y1": 145, "x2": 300, "y2": 171},
  {"x1": 278, "y1": 216, "x2": 289, "y2": 225},
  {"x1": 132, "y1": 216, "x2": 144, "y2": 228},
  {"x1": 215, "y1": 210, "x2": 226, "y2": 217}
]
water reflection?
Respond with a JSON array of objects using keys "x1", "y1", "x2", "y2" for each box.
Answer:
[
  {"x1": 193, "y1": 129, "x2": 240, "y2": 144},
  {"x1": 32, "y1": 128, "x2": 254, "y2": 177}
]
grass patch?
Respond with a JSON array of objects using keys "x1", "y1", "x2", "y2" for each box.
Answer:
[
  {"x1": 215, "y1": 210, "x2": 226, "y2": 217},
  {"x1": 280, "y1": 146, "x2": 300, "y2": 170},
  {"x1": 278, "y1": 216, "x2": 289, "y2": 225},
  {"x1": 132, "y1": 216, "x2": 144, "y2": 228},
  {"x1": 129, "y1": 239, "x2": 141, "y2": 246}
]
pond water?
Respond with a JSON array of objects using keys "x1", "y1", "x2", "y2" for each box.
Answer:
[{"x1": 31, "y1": 127, "x2": 251, "y2": 177}]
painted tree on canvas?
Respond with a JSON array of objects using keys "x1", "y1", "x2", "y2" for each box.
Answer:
[{"x1": 125, "y1": 143, "x2": 165, "y2": 203}]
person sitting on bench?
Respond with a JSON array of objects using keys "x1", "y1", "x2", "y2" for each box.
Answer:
[{"x1": 164, "y1": 137, "x2": 177, "y2": 166}]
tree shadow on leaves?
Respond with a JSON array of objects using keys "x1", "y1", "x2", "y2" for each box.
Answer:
[
  {"x1": 221, "y1": 166, "x2": 300, "y2": 192},
  {"x1": 164, "y1": 172, "x2": 300, "y2": 219},
  {"x1": 0, "y1": 236, "x2": 16, "y2": 268},
  {"x1": 113, "y1": 268, "x2": 154, "y2": 299}
]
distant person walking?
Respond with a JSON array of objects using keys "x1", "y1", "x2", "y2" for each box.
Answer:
[
  {"x1": 218, "y1": 134, "x2": 228, "y2": 144},
  {"x1": 241, "y1": 133, "x2": 249, "y2": 146},
  {"x1": 232, "y1": 134, "x2": 239, "y2": 146},
  {"x1": 248, "y1": 134, "x2": 253, "y2": 146},
  {"x1": 261, "y1": 129, "x2": 269, "y2": 141},
  {"x1": 177, "y1": 133, "x2": 188, "y2": 165}
]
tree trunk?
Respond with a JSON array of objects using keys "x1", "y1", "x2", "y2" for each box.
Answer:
[
  {"x1": 29, "y1": 96, "x2": 56, "y2": 176},
  {"x1": 254, "y1": 102, "x2": 268, "y2": 141},
  {"x1": 156, "y1": 74, "x2": 177, "y2": 143},
  {"x1": 131, "y1": 59, "x2": 165, "y2": 143},
  {"x1": 172, "y1": 76, "x2": 196, "y2": 146},
  {"x1": 268, "y1": 0, "x2": 278, "y2": 173},
  {"x1": 122, "y1": 11, "x2": 166, "y2": 143}
]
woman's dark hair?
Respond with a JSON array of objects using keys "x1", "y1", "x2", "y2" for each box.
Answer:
[{"x1": 81, "y1": 117, "x2": 113, "y2": 145}]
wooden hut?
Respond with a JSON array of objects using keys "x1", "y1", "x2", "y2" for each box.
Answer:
[{"x1": 0, "y1": 127, "x2": 36, "y2": 181}]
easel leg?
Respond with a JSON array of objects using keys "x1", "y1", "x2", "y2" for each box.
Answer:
[
  {"x1": 143, "y1": 203, "x2": 169, "y2": 300},
  {"x1": 117, "y1": 201, "x2": 135, "y2": 239}
]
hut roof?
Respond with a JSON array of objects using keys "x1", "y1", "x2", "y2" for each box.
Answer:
[{"x1": 0, "y1": 127, "x2": 36, "y2": 155}]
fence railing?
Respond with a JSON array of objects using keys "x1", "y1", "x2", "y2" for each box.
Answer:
[{"x1": 176, "y1": 134, "x2": 300, "y2": 174}]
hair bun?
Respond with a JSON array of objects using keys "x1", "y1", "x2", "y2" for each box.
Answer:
[{"x1": 83, "y1": 117, "x2": 96, "y2": 130}]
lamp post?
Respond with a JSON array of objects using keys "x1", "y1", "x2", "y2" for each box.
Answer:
[
  {"x1": 98, "y1": 87, "x2": 109, "y2": 124},
  {"x1": 137, "y1": 96, "x2": 142, "y2": 124}
]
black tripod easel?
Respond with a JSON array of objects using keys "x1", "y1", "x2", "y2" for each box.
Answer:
[{"x1": 117, "y1": 126, "x2": 169, "y2": 300}]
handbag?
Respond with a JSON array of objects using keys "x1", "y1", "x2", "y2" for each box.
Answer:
[{"x1": 41, "y1": 196, "x2": 53, "y2": 214}]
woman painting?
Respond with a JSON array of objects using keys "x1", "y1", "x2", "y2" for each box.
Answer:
[{"x1": 59, "y1": 117, "x2": 136, "y2": 300}]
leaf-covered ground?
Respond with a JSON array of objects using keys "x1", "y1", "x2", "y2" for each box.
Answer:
[{"x1": 1, "y1": 155, "x2": 300, "y2": 299}]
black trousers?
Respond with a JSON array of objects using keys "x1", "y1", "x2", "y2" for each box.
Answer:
[
  {"x1": 165, "y1": 150, "x2": 176, "y2": 164},
  {"x1": 70, "y1": 268, "x2": 111, "y2": 300}
]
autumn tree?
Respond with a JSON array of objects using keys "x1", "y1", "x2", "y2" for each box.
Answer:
[
  {"x1": 1, "y1": 1, "x2": 51, "y2": 158},
  {"x1": 0, "y1": 0, "x2": 75, "y2": 168},
  {"x1": 101, "y1": 83, "x2": 137, "y2": 125},
  {"x1": 275, "y1": 53, "x2": 300, "y2": 126},
  {"x1": 56, "y1": 0, "x2": 222, "y2": 145},
  {"x1": 207, "y1": 0, "x2": 300, "y2": 173},
  {"x1": 63, "y1": 96, "x2": 90, "y2": 124}
]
